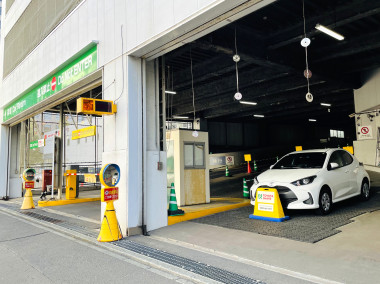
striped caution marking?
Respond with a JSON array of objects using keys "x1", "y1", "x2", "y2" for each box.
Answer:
[{"x1": 243, "y1": 178, "x2": 250, "y2": 199}]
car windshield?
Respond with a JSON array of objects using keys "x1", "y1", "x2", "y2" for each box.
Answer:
[{"x1": 273, "y1": 152, "x2": 327, "y2": 169}]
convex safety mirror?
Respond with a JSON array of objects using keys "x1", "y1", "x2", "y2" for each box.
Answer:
[
  {"x1": 22, "y1": 168, "x2": 36, "y2": 181},
  {"x1": 99, "y1": 164, "x2": 120, "y2": 187}
]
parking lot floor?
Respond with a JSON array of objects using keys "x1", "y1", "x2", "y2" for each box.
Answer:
[{"x1": 148, "y1": 207, "x2": 380, "y2": 284}]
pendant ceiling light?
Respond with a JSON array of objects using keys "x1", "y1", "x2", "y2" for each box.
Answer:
[
  {"x1": 301, "y1": 0, "x2": 313, "y2": 103},
  {"x1": 233, "y1": 27, "x2": 242, "y2": 101}
]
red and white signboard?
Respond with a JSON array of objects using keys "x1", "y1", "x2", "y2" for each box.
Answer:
[
  {"x1": 256, "y1": 191, "x2": 275, "y2": 204},
  {"x1": 24, "y1": 181, "x2": 35, "y2": 189},
  {"x1": 358, "y1": 125, "x2": 373, "y2": 140},
  {"x1": 101, "y1": 187, "x2": 119, "y2": 202},
  {"x1": 38, "y1": 139, "x2": 45, "y2": 147},
  {"x1": 51, "y1": 77, "x2": 57, "y2": 91},
  {"x1": 226, "y1": 155, "x2": 234, "y2": 166}
]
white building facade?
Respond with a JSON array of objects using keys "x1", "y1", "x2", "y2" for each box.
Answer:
[{"x1": 0, "y1": 0, "x2": 272, "y2": 235}]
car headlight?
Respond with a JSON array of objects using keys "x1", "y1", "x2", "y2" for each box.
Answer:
[
  {"x1": 253, "y1": 176, "x2": 259, "y2": 185},
  {"x1": 291, "y1": 175, "x2": 317, "y2": 186}
]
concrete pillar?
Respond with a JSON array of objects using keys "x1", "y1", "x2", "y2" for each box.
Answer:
[
  {"x1": 0, "y1": 121, "x2": 10, "y2": 199},
  {"x1": 101, "y1": 54, "x2": 144, "y2": 236},
  {"x1": 145, "y1": 59, "x2": 167, "y2": 232}
]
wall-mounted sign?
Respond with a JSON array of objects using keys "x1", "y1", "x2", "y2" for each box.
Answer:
[
  {"x1": 3, "y1": 46, "x2": 98, "y2": 122},
  {"x1": 226, "y1": 155, "x2": 234, "y2": 165},
  {"x1": 72, "y1": 125, "x2": 96, "y2": 140},
  {"x1": 209, "y1": 156, "x2": 225, "y2": 166},
  {"x1": 30, "y1": 140, "x2": 39, "y2": 149},
  {"x1": 30, "y1": 138, "x2": 46, "y2": 149},
  {"x1": 38, "y1": 139, "x2": 45, "y2": 147},
  {"x1": 358, "y1": 125, "x2": 373, "y2": 140}
]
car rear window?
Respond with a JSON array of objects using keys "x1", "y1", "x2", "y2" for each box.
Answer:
[{"x1": 273, "y1": 152, "x2": 327, "y2": 169}]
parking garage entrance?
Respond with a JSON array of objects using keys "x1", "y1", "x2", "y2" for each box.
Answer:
[
  {"x1": 7, "y1": 84, "x2": 103, "y2": 223},
  {"x1": 157, "y1": 0, "x2": 380, "y2": 237}
]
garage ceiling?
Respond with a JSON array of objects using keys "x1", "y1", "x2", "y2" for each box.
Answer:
[{"x1": 164, "y1": 0, "x2": 380, "y2": 127}]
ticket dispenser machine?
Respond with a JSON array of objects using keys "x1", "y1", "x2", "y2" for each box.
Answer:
[{"x1": 166, "y1": 129, "x2": 210, "y2": 206}]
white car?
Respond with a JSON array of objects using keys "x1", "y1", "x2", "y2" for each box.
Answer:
[{"x1": 250, "y1": 149, "x2": 370, "y2": 214}]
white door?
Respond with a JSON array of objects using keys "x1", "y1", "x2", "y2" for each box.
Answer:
[
  {"x1": 325, "y1": 151, "x2": 350, "y2": 200},
  {"x1": 341, "y1": 151, "x2": 360, "y2": 195}
]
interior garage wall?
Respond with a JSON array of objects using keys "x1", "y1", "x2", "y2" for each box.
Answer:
[{"x1": 208, "y1": 121, "x2": 353, "y2": 154}]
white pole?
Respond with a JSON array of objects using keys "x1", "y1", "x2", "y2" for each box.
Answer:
[{"x1": 51, "y1": 137, "x2": 55, "y2": 199}]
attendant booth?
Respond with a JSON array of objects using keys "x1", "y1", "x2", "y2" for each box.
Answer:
[{"x1": 166, "y1": 129, "x2": 210, "y2": 206}]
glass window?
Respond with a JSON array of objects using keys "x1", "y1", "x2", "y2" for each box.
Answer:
[
  {"x1": 273, "y1": 152, "x2": 327, "y2": 169},
  {"x1": 184, "y1": 142, "x2": 205, "y2": 168},
  {"x1": 194, "y1": 144, "x2": 204, "y2": 167},
  {"x1": 341, "y1": 151, "x2": 353, "y2": 166},
  {"x1": 184, "y1": 144, "x2": 194, "y2": 167},
  {"x1": 329, "y1": 151, "x2": 344, "y2": 167}
]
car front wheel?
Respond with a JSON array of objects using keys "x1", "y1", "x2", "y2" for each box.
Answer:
[
  {"x1": 317, "y1": 189, "x2": 332, "y2": 215},
  {"x1": 360, "y1": 180, "x2": 370, "y2": 201}
]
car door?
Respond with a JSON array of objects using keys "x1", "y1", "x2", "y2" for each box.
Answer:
[
  {"x1": 341, "y1": 150, "x2": 359, "y2": 195},
  {"x1": 325, "y1": 150, "x2": 350, "y2": 200}
]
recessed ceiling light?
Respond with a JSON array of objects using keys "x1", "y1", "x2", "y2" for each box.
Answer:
[
  {"x1": 240, "y1": 101, "x2": 257, "y2": 106},
  {"x1": 165, "y1": 90, "x2": 177, "y2": 95},
  {"x1": 254, "y1": 114, "x2": 264, "y2": 118},
  {"x1": 320, "y1": 103, "x2": 331, "y2": 107},
  {"x1": 315, "y1": 24, "x2": 344, "y2": 41},
  {"x1": 309, "y1": 119, "x2": 317, "y2": 122},
  {"x1": 172, "y1": 115, "x2": 189, "y2": 119}
]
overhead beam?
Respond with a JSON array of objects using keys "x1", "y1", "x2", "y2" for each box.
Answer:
[
  {"x1": 202, "y1": 87, "x2": 352, "y2": 119},
  {"x1": 268, "y1": 2, "x2": 380, "y2": 50},
  {"x1": 314, "y1": 30, "x2": 380, "y2": 63},
  {"x1": 173, "y1": 75, "x2": 326, "y2": 116},
  {"x1": 171, "y1": 67, "x2": 291, "y2": 108}
]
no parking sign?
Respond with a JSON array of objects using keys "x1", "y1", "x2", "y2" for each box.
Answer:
[
  {"x1": 358, "y1": 125, "x2": 373, "y2": 140},
  {"x1": 226, "y1": 155, "x2": 234, "y2": 165}
]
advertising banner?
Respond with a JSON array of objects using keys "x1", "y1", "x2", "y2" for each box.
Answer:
[{"x1": 3, "y1": 46, "x2": 98, "y2": 122}]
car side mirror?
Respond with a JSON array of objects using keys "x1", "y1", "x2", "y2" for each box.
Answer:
[
  {"x1": 328, "y1": 162, "x2": 339, "y2": 170},
  {"x1": 270, "y1": 165, "x2": 274, "y2": 169}
]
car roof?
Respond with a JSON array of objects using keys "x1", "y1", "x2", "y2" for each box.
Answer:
[{"x1": 287, "y1": 148, "x2": 342, "y2": 155}]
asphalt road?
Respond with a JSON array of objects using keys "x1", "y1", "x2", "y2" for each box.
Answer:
[{"x1": 0, "y1": 210, "x2": 183, "y2": 284}]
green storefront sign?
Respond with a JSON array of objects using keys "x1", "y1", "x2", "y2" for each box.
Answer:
[
  {"x1": 3, "y1": 46, "x2": 98, "y2": 122},
  {"x1": 30, "y1": 140, "x2": 38, "y2": 149}
]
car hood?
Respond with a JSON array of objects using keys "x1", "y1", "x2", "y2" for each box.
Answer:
[{"x1": 257, "y1": 169, "x2": 321, "y2": 184}]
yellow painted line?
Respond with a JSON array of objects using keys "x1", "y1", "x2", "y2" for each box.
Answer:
[
  {"x1": 168, "y1": 200, "x2": 251, "y2": 226},
  {"x1": 38, "y1": 197, "x2": 100, "y2": 207}
]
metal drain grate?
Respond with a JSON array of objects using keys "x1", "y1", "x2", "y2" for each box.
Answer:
[
  {"x1": 113, "y1": 239, "x2": 265, "y2": 284},
  {"x1": 1, "y1": 204, "x2": 265, "y2": 284},
  {"x1": 18, "y1": 211, "x2": 64, "y2": 224}
]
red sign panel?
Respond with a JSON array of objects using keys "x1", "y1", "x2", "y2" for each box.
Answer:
[
  {"x1": 24, "y1": 181, "x2": 35, "y2": 189},
  {"x1": 102, "y1": 187, "x2": 119, "y2": 202}
]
